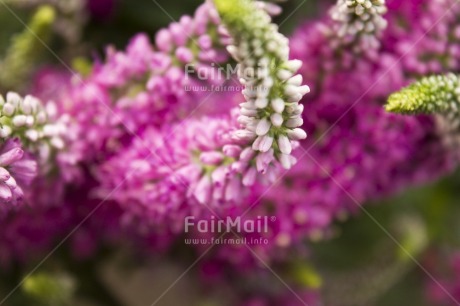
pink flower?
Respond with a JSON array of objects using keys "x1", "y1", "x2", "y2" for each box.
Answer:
[{"x1": 0, "y1": 139, "x2": 37, "y2": 208}]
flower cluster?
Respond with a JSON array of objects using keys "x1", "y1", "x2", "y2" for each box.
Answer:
[
  {"x1": 387, "y1": 74, "x2": 460, "y2": 159},
  {"x1": 0, "y1": 189, "x2": 124, "y2": 268},
  {"x1": 95, "y1": 113, "x2": 244, "y2": 223},
  {"x1": 386, "y1": 74, "x2": 460, "y2": 115},
  {"x1": 0, "y1": 92, "x2": 67, "y2": 172},
  {"x1": 154, "y1": 2, "x2": 229, "y2": 66},
  {"x1": 1, "y1": 1, "x2": 460, "y2": 305},
  {"x1": 45, "y1": 2, "x2": 232, "y2": 170},
  {"x1": 201, "y1": 0, "x2": 456, "y2": 267},
  {"x1": 0, "y1": 91, "x2": 69, "y2": 213},
  {"x1": 215, "y1": 0, "x2": 309, "y2": 172},
  {"x1": 384, "y1": 0, "x2": 460, "y2": 76},
  {"x1": 92, "y1": 0, "x2": 310, "y2": 218},
  {"x1": 329, "y1": 0, "x2": 387, "y2": 56},
  {"x1": 66, "y1": 0, "x2": 457, "y2": 270},
  {"x1": 1, "y1": 0, "x2": 446, "y2": 275},
  {"x1": 0, "y1": 139, "x2": 37, "y2": 208}
]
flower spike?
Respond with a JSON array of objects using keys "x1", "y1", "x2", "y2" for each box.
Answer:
[
  {"x1": 214, "y1": 0, "x2": 308, "y2": 171},
  {"x1": 330, "y1": 0, "x2": 387, "y2": 53},
  {"x1": 0, "y1": 92, "x2": 67, "y2": 173},
  {"x1": 386, "y1": 74, "x2": 460, "y2": 115},
  {"x1": 386, "y1": 74, "x2": 460, "y2": 155}
]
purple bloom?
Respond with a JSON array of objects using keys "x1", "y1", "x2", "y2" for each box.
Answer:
[
  {"x1": 9, "y1": 1, "x2": 459, "y2": 296},
  {"x1": 37, "y1": 2, "x2": 233, "y2": 170},
  {"x1": 384, "y1": 0, "x2": 460, "y2": 75},
  {"x1": 94, "y1": 111, "x2": 272, "y2": 230},
  {"x1": 62, "y1": 0, "x2": 456, "y2": 272},
  {"x1": 0, "y1": 139, "x2": 37, "y2": 208},
  {"x1": 185, "y1": 0, "x2": 458, "y2": 267}
]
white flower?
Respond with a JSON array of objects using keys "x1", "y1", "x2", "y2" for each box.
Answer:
[
  {"x1": 215, "y1": 0, "x2": 308, "y2": 170},
  {"x1": 330, "y1": 0, "x2": 387, "y2": 53},
  {"x1": 0, "y1": 92, "x2": 67, "y2": 171}
]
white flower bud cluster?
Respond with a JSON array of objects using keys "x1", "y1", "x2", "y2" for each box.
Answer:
[
  {"x1": 420, "y1": 73, "x2": 460, "y2": 160},
  {"x1": 224, "y1": 2, "x2": 309, "y2": 172},
  {"x1": 0, "y1": 92, "x2": 67, "y2": 165},
  {"x1": 330, "y1": 0, "x2": 387, "y2": 52}
]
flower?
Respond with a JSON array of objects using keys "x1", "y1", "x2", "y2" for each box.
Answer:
[
  {"x1": 198, "y1": 1, "x2": 457, "y2": 267},
  {"x1": 58, "y1": 1, "x2": 310, "y2": 223},
  {"x1": 0, "y1": 92, "x2": 67, "y2": 175},
  {"x1": 384, "y1": 0, "x2": 460, "y2": 76},
  {"x1": 94, "y1": 112, "x2": 260, "y2": 229},
  {"x1": 386, "y1": 74, "x2": 460, "y2": 115},
  {"x1": 386, "y1": 73, "x2": 460, "y2": 164},
  {"x1": 9, "y1": 0, "x2": 459, "y2": 291},
  {"x1": 82, "y1": 0, "x2": 455, "y2": 270},
  {"x1": 31, "y1": 67, "x2": 73, "y2": 103},
  {"x1": 215, "y1": 0, "x2": 309, "y2": 173},
  {"x1": 45, "y1": 2, "x2": 233, "y2": 169},
  {"x1": 154, "y1": 2, "x2": 229, "y2": 66},
  {"x1": 329, "y1": 0, "x2": 387, "y2": 55},
  {"x1": 0, "y1": 138, "x2": 37, "y2": 208}
]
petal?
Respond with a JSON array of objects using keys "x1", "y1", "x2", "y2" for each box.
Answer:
[
  {"x1": 0, "y1": 147, "x2": 23, "y2": 166},
  {"x1": 0, "y1": 183, "x2": 12, "y2": 203}
]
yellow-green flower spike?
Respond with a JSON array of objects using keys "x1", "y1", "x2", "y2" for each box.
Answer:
[{"x1": 386, "y1": 74, "x2": 460, "y2": 115}]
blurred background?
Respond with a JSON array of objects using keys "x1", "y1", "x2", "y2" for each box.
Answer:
[{"x1": 0, "y1": 0, "x2": 460, "y2": 305}]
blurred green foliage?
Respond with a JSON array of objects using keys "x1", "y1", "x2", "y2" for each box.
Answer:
[
  {"x1": 22, "y1": 272, "x2": 75, "y2": 306},
  {"x1": 311, "y1": 168, "x2": 460, "y2": 305},
  {"x1": 85, "y1": 0, "x2": 315, "y2": 49},
  {"x1": 0, "y1": 5, "x2": 55, "y2": 91}
]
